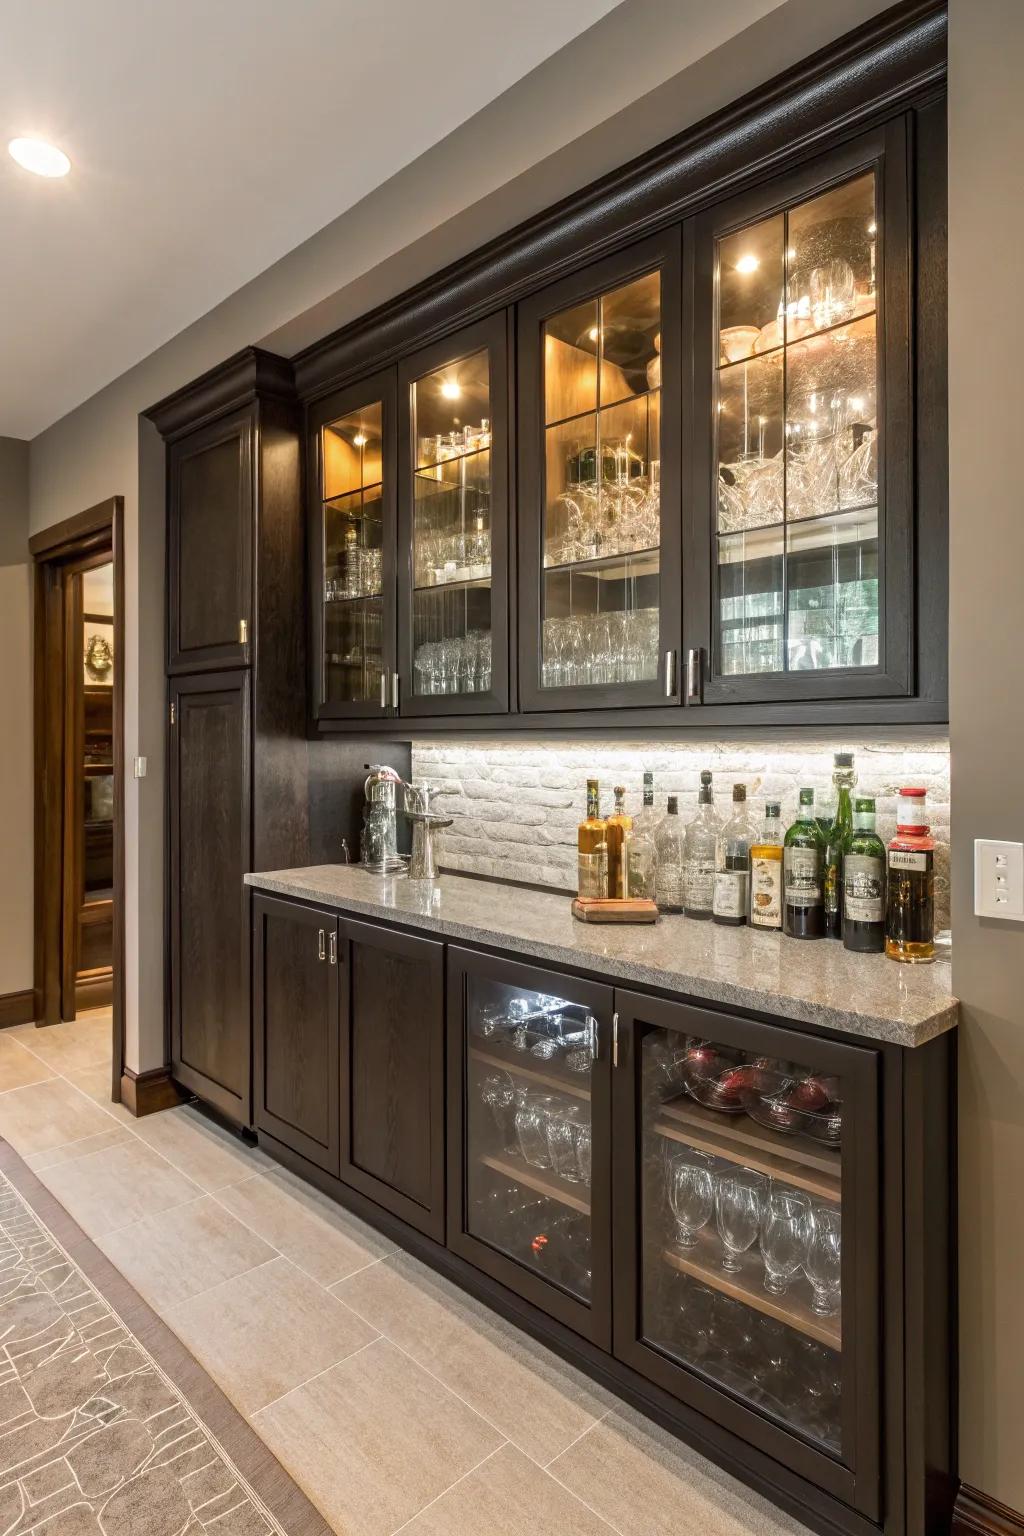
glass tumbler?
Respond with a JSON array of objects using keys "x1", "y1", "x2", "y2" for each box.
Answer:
[
  {"x1": 545, "y1": 1102, "x2": 584, "y2": 1183},
  {"x1": 514, "y1": 1092, "x2": 558, "y2": 1169},
  {"x1": 759, "y1": 1188, "x2": 811, "y2": 1295}
]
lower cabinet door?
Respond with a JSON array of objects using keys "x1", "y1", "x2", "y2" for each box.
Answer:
[
  {"x1": 253, "y1": 895, "x2": 340, "y2": 1175},
  {"x1": 611, "y1": 990, "x2": 881, "y2": 1519},
  {"x1": 447, "y1": 946, "x2": 613, "y2": 1348},
  {"x1": 339, "y1": 918, "x2": 446, "y2": 1240}
]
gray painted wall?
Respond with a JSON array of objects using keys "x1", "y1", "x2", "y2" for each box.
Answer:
[
  {"x1": 0, "y1": 438, "x2": 33, "y2": 997},
  {"x1": 949, "y1": 0, "x2": 1024, "y2": 1507}
]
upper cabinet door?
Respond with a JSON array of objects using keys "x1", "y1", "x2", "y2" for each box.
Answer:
[
  {"x1": 688, "y1": 123, "x2": 912, "y2": 706},
  {"x1": 397, "y1": 313, "x2": 510, "y2": 716},
  {"x1": 518, "y1": 231, "x2": 683, "y2": 713},
  {"x1": 308, "y1": 369, "x2": 398, "y2": 722},
  {"x1": 168, "y1": 408, "x2": 254, "y2": 673}
]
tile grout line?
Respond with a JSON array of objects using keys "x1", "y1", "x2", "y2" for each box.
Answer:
[
  {"x1": 387, "y1": 1442, "x2": 509, "y2": 1535},
  {"x1": 249, "y1": 1332, "x2": 384, "y2": 1418},
  {"x1": 542, "y1": 1434, "x2": 634, "y2": 1536},
  {"x1": 540, "y1": 1407, "x2": 612, "y2": 1469}
]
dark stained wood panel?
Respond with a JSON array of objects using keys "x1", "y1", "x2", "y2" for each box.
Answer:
[
  {"x1": 253, "y1": 896, "x2": 340, "y2": 1175},
  {"x1": 340, "y1": 919, "x2": 445, "y2": 1238},
  {"x1": 169, "y1": 672, "x2": 251, "y2": 1123}
]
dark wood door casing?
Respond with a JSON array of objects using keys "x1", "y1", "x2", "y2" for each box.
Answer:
[
  {"x1": 168, "y1": 671, "x2": 251, "y2": 1124},
  {"x1": 167, "y1": 407, "x2": 253, "y2": 673},
  {"x1": 253, "y1": 894, "x2": 341, "y2": 1174},
  {"x1": 339, "y1": 918, "x2": 446, "y2": 1239}
]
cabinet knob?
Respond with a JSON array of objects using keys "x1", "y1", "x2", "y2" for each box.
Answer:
[{"x1": 317, "y1": 928, "x2": 326, "y2": 962}]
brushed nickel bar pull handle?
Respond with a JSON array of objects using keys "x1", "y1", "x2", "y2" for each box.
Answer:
[
  {"x1": 664, "y1": 650, "x2": 676, "y2": 698},
  {"x1": 239, "y1": 618, "x2": 248, "y2": 644},
  {"x1": 169, "y1": 701, "x2": 176, "y2": 726},
  {"x1": 317, "y1": 929, "x2": 326, "y2": 962},
  {"x1": 380, "y1": 671, "x2": 387, "y2": 710},
  {"x1": 686, "y1": 647, "x2": 702, "y2": 703},
  {"x1": 391, "y1": 671, "x2": 400, "y2": 710},
  {"x1": 328, "y1": 931, "x2": 337, "y2": 965},
  {"x1": 612, "y1": 1011, "x2": 619, "y2": 1068}
]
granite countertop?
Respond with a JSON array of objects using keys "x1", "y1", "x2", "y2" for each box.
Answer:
[{"x1": 245, "y1": 866, "x2": 958, "y2": 1048}]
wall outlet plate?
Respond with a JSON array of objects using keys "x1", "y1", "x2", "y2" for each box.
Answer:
[{"x1": 974, "y1": 839, "x2": 1024, "y2": 921}]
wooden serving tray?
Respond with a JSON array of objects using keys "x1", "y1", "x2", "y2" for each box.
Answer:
[{"x1": 572, "y1": 897, "x2": 658, "y2": 924}]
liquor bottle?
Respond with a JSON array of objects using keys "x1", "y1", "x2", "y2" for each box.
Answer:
[
  {"x1": 605, "y1": 785, "x2": 632, "y2": 899},
  {"x1": 655, "y1": 796, "x2": 686, "y2": 912},
  {"x1": 842, "y1": 796, "x2": 886, "y2": 953},
  {"x1": 885, "y1": 788, "x2": 935, "y2": 963},
  {"x1": 684, "y1": 771, "x2": 719, "y2": 920},
  {"x1": 577, "y1": 779, "x2": 607, "y2": 900},
  {"x1": 713, "y1": 785, "x2": 753, "y2": 926},
  {"x1": 749, "y1": 802, "x2": 784, "y2": 930},
  {"x1": 824, "y1": 751, "x2": 857, "y2": 939},
  {"x1": 784, "y1": 788, "x2": 826, "y2": 939},
  {"x1": 628, "y1": 772, "x2": 659, "y2": 900}
]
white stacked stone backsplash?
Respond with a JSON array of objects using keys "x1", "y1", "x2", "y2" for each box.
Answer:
[{"x1": 411, "y1": 736, "x2": 951, "y2": 931}]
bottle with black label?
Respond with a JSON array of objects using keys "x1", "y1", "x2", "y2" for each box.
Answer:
[
  {"x1": 783, "y1": 788, "x2": 826, "y2": 939},
  {"x1": 824, "y1": 751, "x2": 856, "y2": 939},
  {"x1": 842, "y1": 796, "x2": 886, "y2": 952},
  {"x1": 683, "y1": 770, "x2": 719, "y2": 919},
  {"x1": 749, "y1": 802, "x2": 784, "y2": 930},
  {"x1": 713, "y1": 784, "x2": 752, "y2": 926},
  {"x1": 885, "y1": 787, "x2": 935, "y2": 963}
]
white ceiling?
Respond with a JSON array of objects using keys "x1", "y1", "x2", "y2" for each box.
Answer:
[{"x1": 0, "y1": 0, "x2": 622, "y2": 439}]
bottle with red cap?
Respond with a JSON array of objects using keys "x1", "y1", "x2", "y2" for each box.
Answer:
[{"x1": 885, "y1": 787, "x2": 935, "y2": 963}]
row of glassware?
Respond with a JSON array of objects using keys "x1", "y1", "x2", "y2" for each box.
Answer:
[
  {"x1": 544, "y1": 459, "x2": 661, "y2": 569},
  {"x1": 541, "y1": 607, "x2": 659, "y2": 690},
  {"x1": 717, "y1": 427, "x2": 877, "y2": 535},
  {"x1": 325, "y1": 543, "x2": 383, "y2": 602},
  {"x1": 665, "y1": 1150, "x2": 841, "y2": 1317},
  {"x1": 479, "y1": 1073, "x2": 592, "y2": 1188},
  {"x1": 414, "y1": 523, "x2": 491, "y2": 588},
  {"x1": 418, "y1": 419, "x2": 491, "y2": 467},
  {"x1": 412, "y1": 631, "x2": 492, "y2": 696},
  {"x1": 471, "y1": 993, "x2": 596, "y2": 1072},
  {"x1": 472, "y1": 1177, "x2": 591, "y2": 1299}
]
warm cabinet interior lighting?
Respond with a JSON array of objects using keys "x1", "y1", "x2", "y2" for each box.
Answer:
[
  {"x1": 8, "y1": 136, "x2": 71, "y2": 177},
  {"x1": 734, "y1": 252, "x2": 760, "y2": 274},
  {"x1": 440, "y1": 379, "x2": 461, "y2": 400}
]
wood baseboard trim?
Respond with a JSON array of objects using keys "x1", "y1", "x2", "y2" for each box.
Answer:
[
  {"x1": 954, "y1": 1487, "x2": 1024, "y2": 1536},
  {"x1": 0, "y1": 990, "x2": 36, "y2": 1029},
  {"x1": 120, "y1": 1066, "x2": 187, "y2": 1118},
  {"x1": 75, "y1": 972, "x2": 113, "y2": 1012}
]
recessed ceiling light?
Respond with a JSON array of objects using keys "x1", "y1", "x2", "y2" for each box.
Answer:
[
  {"x1": 440, "y1": 380, "x2": 461, "y2": 400},
  {"x1": 8, "y1": 137, "x2": 71, "y2": 178},
  {"x1": 734, "y1": 253, "x2": 760, "y2": 274}
]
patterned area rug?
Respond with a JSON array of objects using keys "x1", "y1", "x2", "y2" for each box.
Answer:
[{"x1": 0, "y1": 1147, "x2": 332, "y2": 1536}]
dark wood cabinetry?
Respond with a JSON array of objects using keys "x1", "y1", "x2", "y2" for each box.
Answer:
[{"x1": 253, "y1": 895, "x2": 340, "y2": 1173}]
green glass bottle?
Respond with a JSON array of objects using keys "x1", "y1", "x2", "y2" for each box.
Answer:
[
  {"x1": 842, "y1": 797, "x2": 886, "y2": 953},
  {"x1": 784, "y1": 788, "x2": 826, "y2": 940},
  {"x1": 824, "y1": 751, "x2": 857, "y2": 939}
]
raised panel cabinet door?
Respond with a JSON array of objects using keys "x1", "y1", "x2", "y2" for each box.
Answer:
[
  {"x1": 169, "y1": 671, "x2": 251, "y2": 1125},
  {"x1": 168, "y1": 407, "x2": 254, "y2": 672},
  {"x1": 253, "y1": 896, "x2": 340, "y2": 1174},
  {"x1": 610, "y1": 990, "x2": 880, "y2": 1519},
  {"x1": 339, "y1": 918, "x2": 445, "y2": 1238}
]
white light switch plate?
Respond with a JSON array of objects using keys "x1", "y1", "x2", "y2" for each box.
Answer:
[{"x1": 974, "y1": 839, "x2": 1024, "y2": 920}]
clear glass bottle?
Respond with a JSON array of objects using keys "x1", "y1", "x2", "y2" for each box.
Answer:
[
  {"x1": 713, "y1": 784, "x2": 753, "y2": 926},
  {"x1": 577, "y1": 779, "x2": 608, "y2": 899},
  {"x1": 605, "y1": 785, "x2": 633, "y2": 899},
  {"x1": 885, "y1": 787, "x2": 935, "y2": 963},
  {"x1": 784, "y1": 788, "x2": 826, "y2": 939},
  {"x1": 684, "y1": 770, "x2": 719, "y2": 920},
  {"x1": 824, "y1": 751, "x2": 857, "y2": 939},
  {"x1": 628, "y1": 772, "x2": 658, "y2": 900},
  {"x1": 655, "y1": 796, "x2": 686, "y2": 913},
  {"x1": 749, "y1": 802, "x2": 784, "y2": 930},
  {"x1": 843, "y1": 796, "x2": 886, "y2": 953}
]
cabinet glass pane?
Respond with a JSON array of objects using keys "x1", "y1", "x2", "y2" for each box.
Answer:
[
  {"x1": 714, "y1": 172, "x2": 879, "y2": 676},
  {"x1": 322, "y1": 403, "x2": 385, "y2": 705},
  {"x1": 464, "y1": 976, "x2": 597, "y2": 1304},
  {"x1": 541, "y1": 271, "x2": 661, "y2": 690},
  {"x1": 640, "y1": 1027, "x2": 844, "y2": 1453},
  {"x1": 411, "y1": 349, "x2": 493, "y2": 697}
]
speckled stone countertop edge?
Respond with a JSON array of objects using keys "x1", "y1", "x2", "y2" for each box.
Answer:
[{"x1": 245, "y1": 868, "x2": 958, "y2": 1050}]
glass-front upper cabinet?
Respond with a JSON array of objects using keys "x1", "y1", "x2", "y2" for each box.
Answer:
[
  {"x1": 398, "y1": 315, "x2": 509, "y2": 715},
  {"x1": 613, "y1": 993, "x2": 880, "y2": 1517},
  {"x1": 690, "y1": 126, "x2": 912, "y2": 706},
  {"x1": 518, "y1": 232, "x2": 682, "y2": 712},
  {"x1": 308, "y1": 369, "x2": 397, "y2": 720}
]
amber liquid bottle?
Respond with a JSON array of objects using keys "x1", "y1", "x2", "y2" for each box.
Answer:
[
  {"x1": 885, "y1": 787, "x2": 935, "y2": 963},
  {"x1": 749, "y1": 802, "x2": 784, "y2": 930},
  {"x1": 605, "y1": 785, "x2": 633, "y2": 899},
  {"x1": 577, "y1": 779, "x2": 607, "y2": 899}
]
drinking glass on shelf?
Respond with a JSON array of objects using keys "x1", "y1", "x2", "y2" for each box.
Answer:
[
  {"x1": 715, "y1": 1171, "x2": 764, "y2": 1272},
  {"x1": 759, "y1": 1188, "x2": 812, "y2": 1295},
  {"x1": 805, "y1": 1204, "x2": 842, "y2": 1315},
  {"x1": 668, "y1": 1156, "x2": 715, "y2": 1249},
  {"x1": 546, "y1": 1102, "x2": 585, "y2": 1183},
  {"x1": 575, "y1": 1123, "x2": 592, "y2": 1187},
  {"x1": 514, "y1": 1092, "x2": 558, "y2": 1169},
  {"x1": 478, "y1": 1070, "x2": 519, "y2": 1156}
]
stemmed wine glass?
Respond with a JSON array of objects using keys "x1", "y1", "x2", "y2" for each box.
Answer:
[
  {"x1": 668, "y1": 1155, "x2": 714, "y2": 1249},
  {"x1": 805, "y1": 1204, "x2": 842, "y2": 1315},
  {"x1": 759, "y1": 1188, "x2": 811, "y2": 1295},
  {"x1": 714, "y1": 1172, "x2": 764, "y2": 1272}
]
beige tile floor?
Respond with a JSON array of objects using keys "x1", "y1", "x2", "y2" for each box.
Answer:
[{"x1": 0, "y1": 1011, "x2": 811, "y2": 1536}]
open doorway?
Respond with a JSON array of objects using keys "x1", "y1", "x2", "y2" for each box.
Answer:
[{"x1": 30, "y1": 498, "x2": 125, "y2": 1101}]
